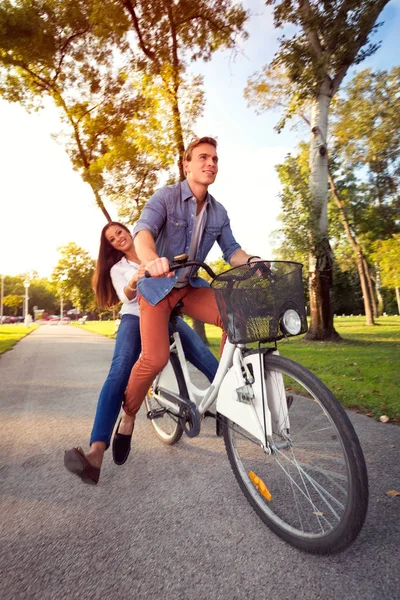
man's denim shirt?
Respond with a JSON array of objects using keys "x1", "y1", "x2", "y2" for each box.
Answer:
[{"x1": 134, "y1": 179, "x2": 241, "y2": 305}]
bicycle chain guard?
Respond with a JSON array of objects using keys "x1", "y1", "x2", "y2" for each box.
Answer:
[{"x1": 180, "y1": 402, "x2": 201, "y2": 438}]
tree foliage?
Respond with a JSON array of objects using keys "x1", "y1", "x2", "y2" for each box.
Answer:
[
  {"x1": 52, "y1": 242, "x2": 96, "y2": 312},
  {"x1": 372, "y1": 235, "x2": 400, "y2": 291},
  {"x1": 0, "y1": 0, "x2": 249, "y2": 222},
  {"x1": 332, "y1": 67, "x2": 400, "y2": 242},
  {"x1": 2, "y1": 294, "x2": 24, "y2": 315}
]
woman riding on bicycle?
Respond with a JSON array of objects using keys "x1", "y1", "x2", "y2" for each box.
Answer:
[{"x1": 63, "y1": 221, "x2": 218, "y2": 485}]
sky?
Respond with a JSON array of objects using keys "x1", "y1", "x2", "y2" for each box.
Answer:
[{"x1": 1, "y1": 0, "x2": 399, "y2": 278}]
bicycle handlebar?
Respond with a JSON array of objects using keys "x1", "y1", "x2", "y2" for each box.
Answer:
[{"x1": 144, "y1": 259, "x2": 274, "y2": 282}]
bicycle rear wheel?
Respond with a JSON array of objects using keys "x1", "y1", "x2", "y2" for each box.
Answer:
[
  {"x1": 222, "y1": 354, "x2": 369, "y2": 554},
  {"x1": 145, "y1": 353, "x2": 184, "y2": 445}
]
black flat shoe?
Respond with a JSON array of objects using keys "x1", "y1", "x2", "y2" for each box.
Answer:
[{"x1": 112, "y1": 418, "x2": 134, "y2": 465}]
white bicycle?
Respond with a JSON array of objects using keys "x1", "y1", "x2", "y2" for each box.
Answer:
[{"x1": 145, "y1": 257, "x2": 369, "y2": 555}]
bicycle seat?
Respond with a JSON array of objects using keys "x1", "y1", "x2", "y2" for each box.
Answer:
[{"x1": 170, "y1": 301, "x2": 184, "y2": 321}]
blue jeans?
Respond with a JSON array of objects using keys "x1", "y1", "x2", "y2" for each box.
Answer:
[{"x1": 90, "y1": 314, "x2": 218, "y2": 447}]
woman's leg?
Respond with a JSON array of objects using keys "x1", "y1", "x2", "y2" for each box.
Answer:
[
  {"x1": 89, "y1": 314, "x2": 141, "y2": 454},
  {"x1": 175, "y1": 317, "x2": 218, "y2": 382},
  {"x1": 123, "y1": 289, "x2": 185, "y2": 418}
]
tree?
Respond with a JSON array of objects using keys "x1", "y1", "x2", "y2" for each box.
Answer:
[
  {"x1": 120, "y1": 0, "x2": 248, "y2": 178},
  {"x1": 327, "y1": 164, "x2": 376, "y2": 324},
  {"x1": 0, "y1": 0, "x2": 171, "y2": 222},
  {"x1": 274, "y1": 146, "x2": 311, "y2": 265},
  {"x1": 2, "y1": 294, "x2": 23, "y2": 316},
  {"x1": 333, "y1": 67, "x2": 400, "y2": 215},
  {"x1": 372, "y1": 235, "x2": 400, "y2": 313},
  {"x1": 330, "y1": 67, "x2": 400, "y2": 318},
  {"x1": 52, "y1": 243, "x2": 96, "y2": 313},
  {"x1": 246, "y1": 0, "x2": 390, "y2": 340},
  {"x1": 0, "y1": 1, "x2": 249, "y2": 223}
]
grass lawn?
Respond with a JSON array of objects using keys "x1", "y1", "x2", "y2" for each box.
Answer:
[
  {"x1": 73, "y1": 316, "x2": 400, "y2": 422},
  {"x1": 72, "y1": 320, "x2": 118, "y2": 339},
  {"x1": 0, "y1": 324, "x2": 39, "y2": 354}
]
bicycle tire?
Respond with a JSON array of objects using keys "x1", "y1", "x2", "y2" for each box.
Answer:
[
  {"x1": 222, "y1": 353, "x2": 369, "y2": 554},
  {"x1": 145, "y1": 353, "x2": 185, "y2": 445}
]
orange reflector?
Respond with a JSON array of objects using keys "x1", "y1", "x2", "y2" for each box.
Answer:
[{"x1": 249, "y1": 471, "x2": 272, "y2": 501}]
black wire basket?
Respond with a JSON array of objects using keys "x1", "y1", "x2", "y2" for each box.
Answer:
[{"x1": 210, "y1": 261, "x2": 308, "y2": 344}]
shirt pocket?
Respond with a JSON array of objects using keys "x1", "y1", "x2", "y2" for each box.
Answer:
[
  {"x1": 166, "y1": 215, "x2": 188, "y2": 248},
  {"x1": 202, "y1": 226, "x2": 222, "y2": 246}
]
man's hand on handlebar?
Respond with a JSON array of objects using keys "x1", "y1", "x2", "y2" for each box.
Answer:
[{"x1": 144, "y1": 257, "x2": 175, "y2": 278}]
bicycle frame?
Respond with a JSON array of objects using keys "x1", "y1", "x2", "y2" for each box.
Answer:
[
  {"x1": 156, "y1": 329, "x2": 291, "y2": 448},
  {"x1": 148, "y1": 258, "x2": 292, "y2": 448}
]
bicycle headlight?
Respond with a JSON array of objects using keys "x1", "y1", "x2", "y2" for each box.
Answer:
[{"x1": 281, "y1": 309, "x2": 302, "y2": 336}]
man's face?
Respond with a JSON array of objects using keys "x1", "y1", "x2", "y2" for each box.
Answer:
[{"x1": 184, "y1": 143, "x2": 218, "y2": 187}]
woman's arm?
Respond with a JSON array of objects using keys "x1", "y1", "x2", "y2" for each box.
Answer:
[{"x1": 110, "y1": 262, "x2": 146, "y2": 304}]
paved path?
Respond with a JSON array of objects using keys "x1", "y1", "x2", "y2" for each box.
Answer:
[{"x1": 0, "y1": 325, "x2": 399, "y2": 600}]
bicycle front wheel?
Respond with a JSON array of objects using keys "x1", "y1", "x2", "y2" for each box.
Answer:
[
  {"x1": 145, "y1": 353, "x2": 184, "y2": 445},
  {"x1": 222, "y1": 354, "x2": 369, "y2": 554}
]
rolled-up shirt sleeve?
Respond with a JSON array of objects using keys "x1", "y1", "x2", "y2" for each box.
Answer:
[
  {"x1": 218, "y1": 213, "x2": 241, "y2": 264},
  {"x1": 110, "y1": 263, "x2": 137, "y2": 304},
  {"x1": 132, "y1": 188, "x2": 168, "y2": 241}
]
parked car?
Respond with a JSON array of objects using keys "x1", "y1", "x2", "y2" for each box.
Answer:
[
  {"x1": 46, "y1": 315, "x2": 61, "y2": 325},
  {"x1": 1, "y1": 316, "x2": 17, "y2": 324}
]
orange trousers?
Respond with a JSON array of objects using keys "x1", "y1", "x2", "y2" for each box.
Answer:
[{"x1": 123, "y1": 286, "x2": 224, "y2": 418}]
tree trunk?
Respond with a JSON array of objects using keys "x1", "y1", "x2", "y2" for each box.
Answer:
[
  {"x1": 363, "y1": 258, "x2": 379, "y2": 319},
  {"x1": 328, "y1": 169, "x2": 374, "y2": 325},
  {"x1": 305, "y1": 91, "x2": 340, "y2": 341},
  {"x1": 374, "y1": 267, "x2": 384, "y2": 316},
  {"x1": 395, "y1": 287, "x2": 400, "y2": 314}
]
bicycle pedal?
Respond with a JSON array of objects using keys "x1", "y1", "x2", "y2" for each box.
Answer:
[{"x1": 147, "y1": 408, "x2": 167, "y2": 420}]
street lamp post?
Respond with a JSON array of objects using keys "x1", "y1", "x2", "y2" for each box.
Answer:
[
  {"x1": 23, "y1": 278, "x2": 30, "y2": 327},
  {"x1": 0, "y1": 274, "x2": 4, "y2": 324}
]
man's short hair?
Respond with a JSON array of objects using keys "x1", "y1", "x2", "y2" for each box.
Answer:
[{"x1": 183, "y1": 137, "x2": 217, "y2": 162}]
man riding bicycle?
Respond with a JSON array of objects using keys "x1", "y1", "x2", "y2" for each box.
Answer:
[{"x1": 116, "y1": 136, "x2": 261, "y2": 445}]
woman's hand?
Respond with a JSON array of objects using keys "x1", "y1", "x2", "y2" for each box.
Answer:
[
  {"x1": 129, "y1": 262, "x2": 147, "y2": 287},
  {"x1": 136, "y1": 262, "x2": 147, "y2": 281}
]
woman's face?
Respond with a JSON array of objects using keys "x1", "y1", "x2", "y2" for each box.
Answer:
[{"x1": 105, "y1": 225, "x2": 133, "y2": 252}]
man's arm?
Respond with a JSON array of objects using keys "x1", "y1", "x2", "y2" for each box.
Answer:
[
  {"x1": 134, "y1": 230, "x2": 173, "y2": 277},
  {"x1": 229, "y1": 249, "x2": 260, "y2": 267}
]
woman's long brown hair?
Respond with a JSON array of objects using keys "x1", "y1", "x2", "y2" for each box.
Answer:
[{"x1": 93, "y1": 222, "x2": 132, "y2": 309}]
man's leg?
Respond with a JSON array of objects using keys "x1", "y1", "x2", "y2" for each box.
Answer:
[
  {"x1": 181, "y1": 287, "x2": 226, "y2": 354},
  {"x1": 123, "y1": 288, "x2": 186, "y2": 418}
]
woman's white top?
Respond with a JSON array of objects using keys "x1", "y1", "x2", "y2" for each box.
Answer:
[{"x1": 110, "y1": 256, "x2": 140, "y2": 317}]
